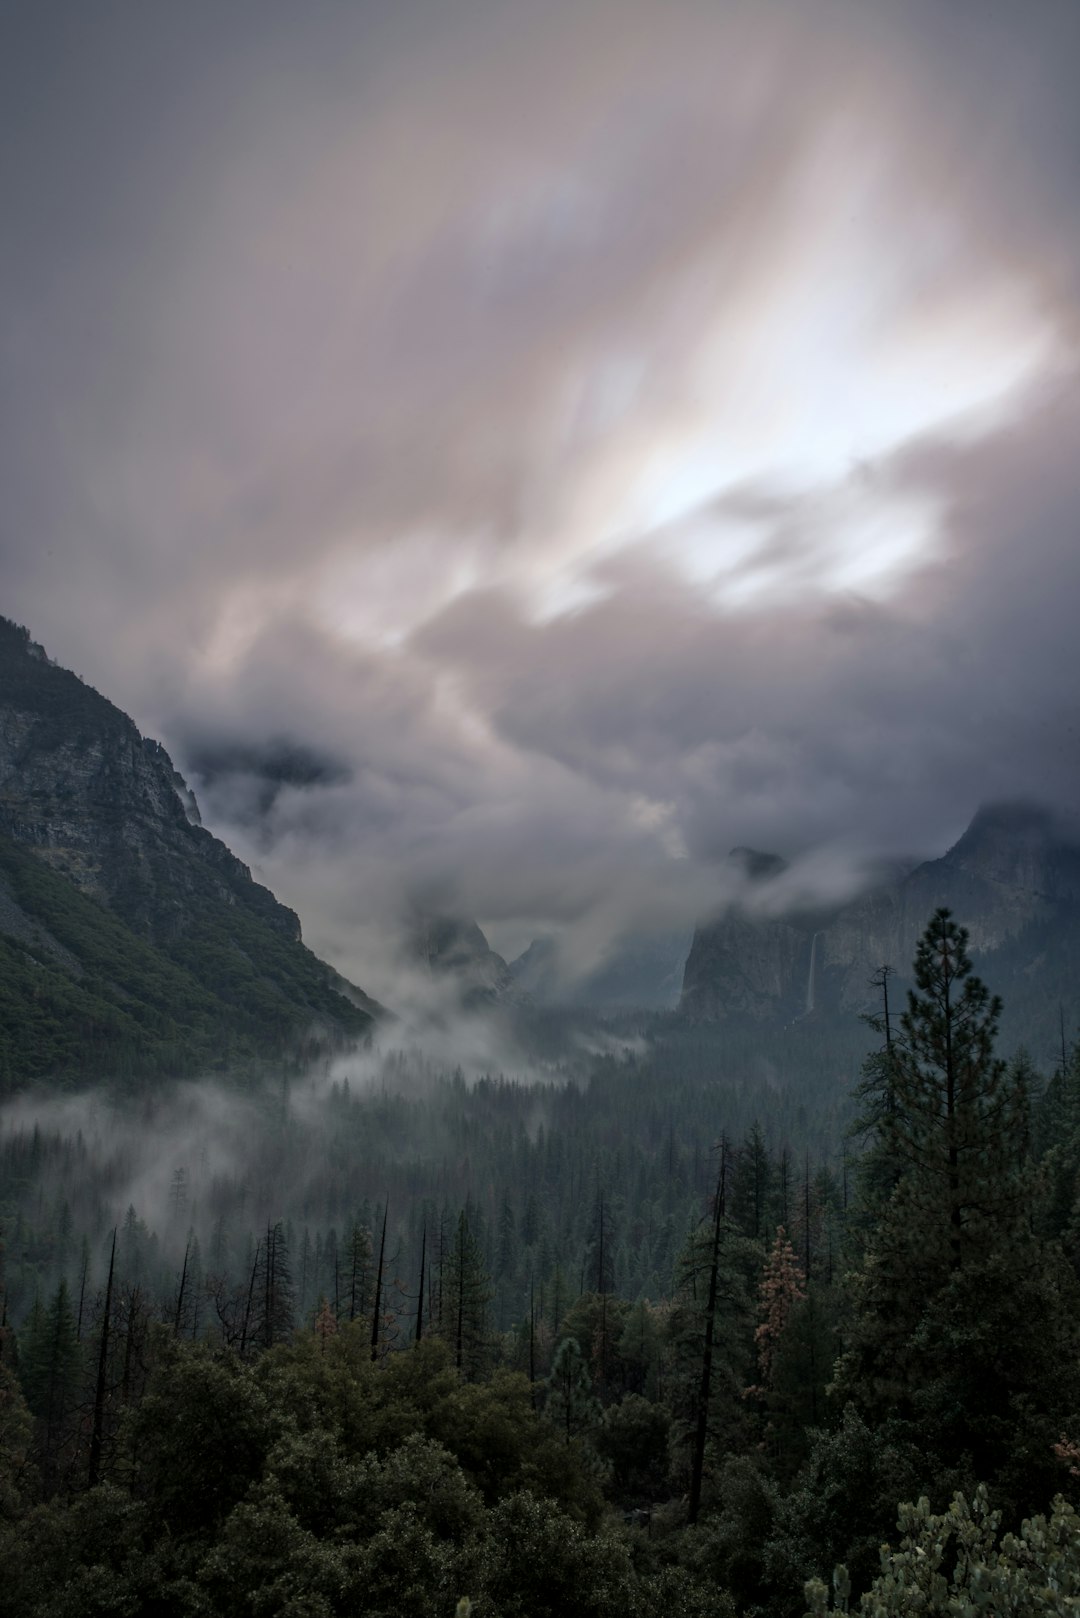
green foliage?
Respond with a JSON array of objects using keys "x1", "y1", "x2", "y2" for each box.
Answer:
[
  {"x1": 131, "y1": 1335, "x2": 289, "y2": 1536},
  {"x1": 437, "y1": 1208, "x2": 493, "y2": 1380},
  {"x1": 594, "y1": 1393, "x2": 671, "y2": 1504},
  {"x1": 667, "y1": 1208, "x2": 757, "y2": 1503},
  {"x1": 4, "y1": 905, "x2": 1080, "y2": 1615},
  {"x1": 805, "y1": 1485, "x2": 1080, "y2": 1616},
  {"x1": 836, "y1": 910, "x2": 1080, "y2": 1514},
  {"x1": 0, "y1": 832, "x2": 369, "y2": 1091},
  {"x1": 766, "y1": 1405, "x2": 928, "y2": 1607},
  {"x1": 18, "y1": 1281, "x2": 82, "y2": 1485},
  {"x1": 477, "y1": 1489, "x2": 643, "y2": 1618},
  {"x1": 546, "y1": 1336, "x2": 601, "y2": 1447},
  {"x1": 0, "y1": 1322, "x2": 706, "y2": 1617},
  {"x1": 560, "y1": 1290, "x2": 634, "y2": 1398},
  {"x1": 0, "y1": 1358, "x2": 34, "y2": 1519}
]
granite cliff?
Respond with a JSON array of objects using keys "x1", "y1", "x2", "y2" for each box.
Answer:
[
  {"x1": 0, "y1": 617, "x2": 377, "y2": 1089},
  {"x1": 405, "y1": 913, "x2": 518, "y2": 1008},
  {"x1": 680, "y1": 802, "x2": 1080, "y2": 1045}
]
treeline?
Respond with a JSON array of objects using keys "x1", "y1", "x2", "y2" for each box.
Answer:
[
  {"x1": 0, "y1": 1024, "x2": 854, "y2": 1342},
  {"x1": 3, "y1": 910, "x2": 1080, "y2": 1614}
]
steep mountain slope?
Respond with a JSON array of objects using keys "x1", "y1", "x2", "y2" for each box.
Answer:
[
  {"x1": 680, "y1": 802, "x2": 1080, "y2": 1050},
  {"x1": 0, "y1": 617, "x2": 377, "y2": 1089},
  {"x1": 405, "y1": 913, "x2": 518, "y2": 1007}
]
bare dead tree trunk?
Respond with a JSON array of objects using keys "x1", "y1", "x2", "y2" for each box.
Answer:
[
  {"x1": 173, "y1": 1238, "x2": 190, "y2": 1337},
  {"x1": 76, "y1": 1243, "x2": 89, "y2": 1343},
  {"x1": 529, "y1": 1277, "x2": 536, "y2": 1408},
  {"x1": 88, "y1": 1228, "x2": 116, "y2": 1489},
  {"x1": 371, "y1": 1202, "x2": 387, "y2": 1363},
  {"x1": 688, "y1": 1143, "x2": 727, "y2": 1525},
  {"x1": 240, "y1": 1240, "x2": 260, "y2": 1359},
  {"x1": 455, "y1": 1214, "x2": 465, "y2": 1373}
]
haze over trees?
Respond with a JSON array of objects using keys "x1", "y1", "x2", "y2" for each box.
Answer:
[{"x1": 3, "y1": 910, "x2": 1080, "y2": 1615}]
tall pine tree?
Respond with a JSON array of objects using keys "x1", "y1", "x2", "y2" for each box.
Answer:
[{"x1": 837, "y1": 909, "x2": 1079, "y2": 1508}]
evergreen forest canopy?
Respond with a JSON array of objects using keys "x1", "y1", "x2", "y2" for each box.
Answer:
[{"x1": 3, "y1": 909, "x2": 1080, "y2": 1615}]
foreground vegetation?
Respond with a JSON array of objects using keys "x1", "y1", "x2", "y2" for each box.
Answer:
[{"x1": 3, "y1": 910, "x2": 1080, "y2": 1614}]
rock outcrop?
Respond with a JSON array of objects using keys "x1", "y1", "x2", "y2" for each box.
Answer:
[
  {"x1": 680, "y1": 802, "x2": 1080, "y2": 1041},
  {"x1": 0, "y1": 618, "x2": 302, "y2": 945},
  {"x1": 405, "y1": 913, "x2": 517, "y2": 1008},
  {"x1": 0, "y1": 616, "x2": 378, "y2": 1086}
]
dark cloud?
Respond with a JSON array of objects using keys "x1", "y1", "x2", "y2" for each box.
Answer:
[{"x1": 3, "y1": 0, "x2": 1079, "y2": 988}]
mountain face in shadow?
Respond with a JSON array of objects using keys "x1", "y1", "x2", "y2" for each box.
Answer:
[
  {"x1": 680, "y1": 802, "x2": 1080, "y2": 1048},
  {"x1": 0, "y1": 617, "x2": 377, "y2": 1090},
  {"x1": 404, "y1": 913, "x2": 518, "y2": 1009}
]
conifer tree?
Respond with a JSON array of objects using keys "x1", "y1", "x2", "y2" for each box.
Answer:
[
  {"x1": 732, "y1": 1121, "x2": 772, "y2": 1242},
  {"x1": 345, "y1": 1221, "x2": 373, "y2": 1324},
  {"x1": 753, "y1": 1227, "x2": 805, "y2": 1391},
  {"x1": 440, "y1": 1207, "x2": 492, "y2": 1380},
  {"x1": 837, "y1": 909, "x2": 1080, "y2": 1505},
  {"x1": 254, "y1": 1222, "x2": 294, "y2": 1349},
  {"x1": 88, "y1": 1228, "x2": 116, "y2": 1488},
  {"x1": 370, "y1": 1203, "x2": 387, "y2": 1362},
  {"x1": 19, "y1": 1279, "x2": 81, "y2": 1486},
  {"x1": 545, "y1": 1335, "x2": 600, "y2": 1445},
  {"x1": 669, "y1": 1144, "x2": 756, "y2": 1522}
]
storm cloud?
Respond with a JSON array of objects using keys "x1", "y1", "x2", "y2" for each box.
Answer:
[{"x1": 3, "y1": 0, "x2": 1079, "y2": 989}]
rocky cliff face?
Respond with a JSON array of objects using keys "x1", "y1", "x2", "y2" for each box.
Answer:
[
  {"x1": 0, "y1": 618, "x2": 301, "y2": 945},
  {"x1": 0, "y1": 617, "x2": 378, "y2": 1083},
  {"x1": 680, "y1": 802, "x2": 1080, "y2": 1034},
  {"x1": 406, "y1": 913, "x2": 517, "y2": 1007}
]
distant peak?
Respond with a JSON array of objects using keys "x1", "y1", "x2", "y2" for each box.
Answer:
[
  {"x1": 950, "y1": 800, "x2": 1074, "y2": 858},
  {"x1": 967, "y1": 800, "x2": 1058, "y2": 836},
  {"x1": 409, "y1": 913, "x2": 493, "y2": 964}
]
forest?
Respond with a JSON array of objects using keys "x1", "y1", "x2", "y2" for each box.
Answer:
[{"x1": 2, "y1": 908, "x2": 1080, "y2": 1616}]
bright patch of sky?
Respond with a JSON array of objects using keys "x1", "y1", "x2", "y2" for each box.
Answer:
[{"x1": 318, "y1": 120, "x2": 1060, "y2": 648}]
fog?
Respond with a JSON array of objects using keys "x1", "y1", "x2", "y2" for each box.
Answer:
[{"x1": 4, "y1": 0, "x2": 1079, "y2": 996}]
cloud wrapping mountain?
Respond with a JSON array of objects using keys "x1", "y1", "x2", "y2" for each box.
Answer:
[{"x1": 3, "y1": 0, "x2": 1079, "y2": 984}]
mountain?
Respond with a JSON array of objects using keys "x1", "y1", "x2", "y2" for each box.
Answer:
[
  {"x1": 680, "y1": 802, "x2": 1080, "y2": 1049},
  {"x1": 405, "y1": 913, "x2": 517, "y2": 1008},
  {"x1": 0, "y1": 617, "x2": 378, "y2": 1090},
  {"x1": 509, "y1": 928, "x2": 692, "y2": 1010}
]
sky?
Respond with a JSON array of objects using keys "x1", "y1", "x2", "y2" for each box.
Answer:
[{"x1": 3, "y1": 0, "x2": 1080, "y2": 995}]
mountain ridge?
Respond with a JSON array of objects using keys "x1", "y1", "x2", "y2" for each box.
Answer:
[
  {"x1": 0, "y1": 616, "x2": 379, "y2": 1090},
  {"x1": 680, "y1": 799, "x2": 1080, "y2": 1046}
]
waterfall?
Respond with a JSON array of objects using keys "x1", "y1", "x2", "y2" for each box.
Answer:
[{"x1": 805, "y1": 931, "x2": 819, "y2": 1015}]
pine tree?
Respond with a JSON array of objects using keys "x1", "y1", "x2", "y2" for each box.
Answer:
[
  {"x1": 444, "y1": 1207, "x2": 492, "y2": 1380},
  {"x1": 19, "y1": 1280, "x2": 81, "y2": 1485},
  {"x1": 313, "y1": 1296, "x2": 337, "y2": 1350},
  {"x1": 254, "y1": 1222, "x2": 294, "y2": 1350},
  {"x1": 545, "y1": 1335, "x2": 600, "y2": 1445},
  {"x1": 668, "y1": 1144, "x2": 756, "y2": 1522},
  {"x1": 345, "y1": 1221, "x2": 373, "y2": 1324},
  {"x1": 585, "y1": 1180, "x2": 617, "y2": 1396},
  {"x1": 837, "y1": 909, "x2": 1080, "y2": 1506},
  {"x1": 887, "y1": 911, "x2": 1021, "y2": 1269},
  {"x1": 752, "y1": 1227, "x2": 805, "y2": 1390},
  {"x1": 732, "y1": 1121, "x2": 772, "y2": 1242}
]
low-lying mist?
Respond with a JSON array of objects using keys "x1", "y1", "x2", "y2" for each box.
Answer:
[{"x1": 0, "y1": 998, "x2": 856, "y2": 1337}]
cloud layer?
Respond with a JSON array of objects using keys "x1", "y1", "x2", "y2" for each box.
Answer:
[{"x1": 3, "y1": 0, "x2": 1080, "y2": 986}]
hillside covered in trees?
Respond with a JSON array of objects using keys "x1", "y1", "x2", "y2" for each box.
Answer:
[
  {"x1": 3, "y1": 911, "x2": 1080, "y2": 1615},
  {"x1": 0, "y1": 617, "x2": 377, "y2": 1089}
]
